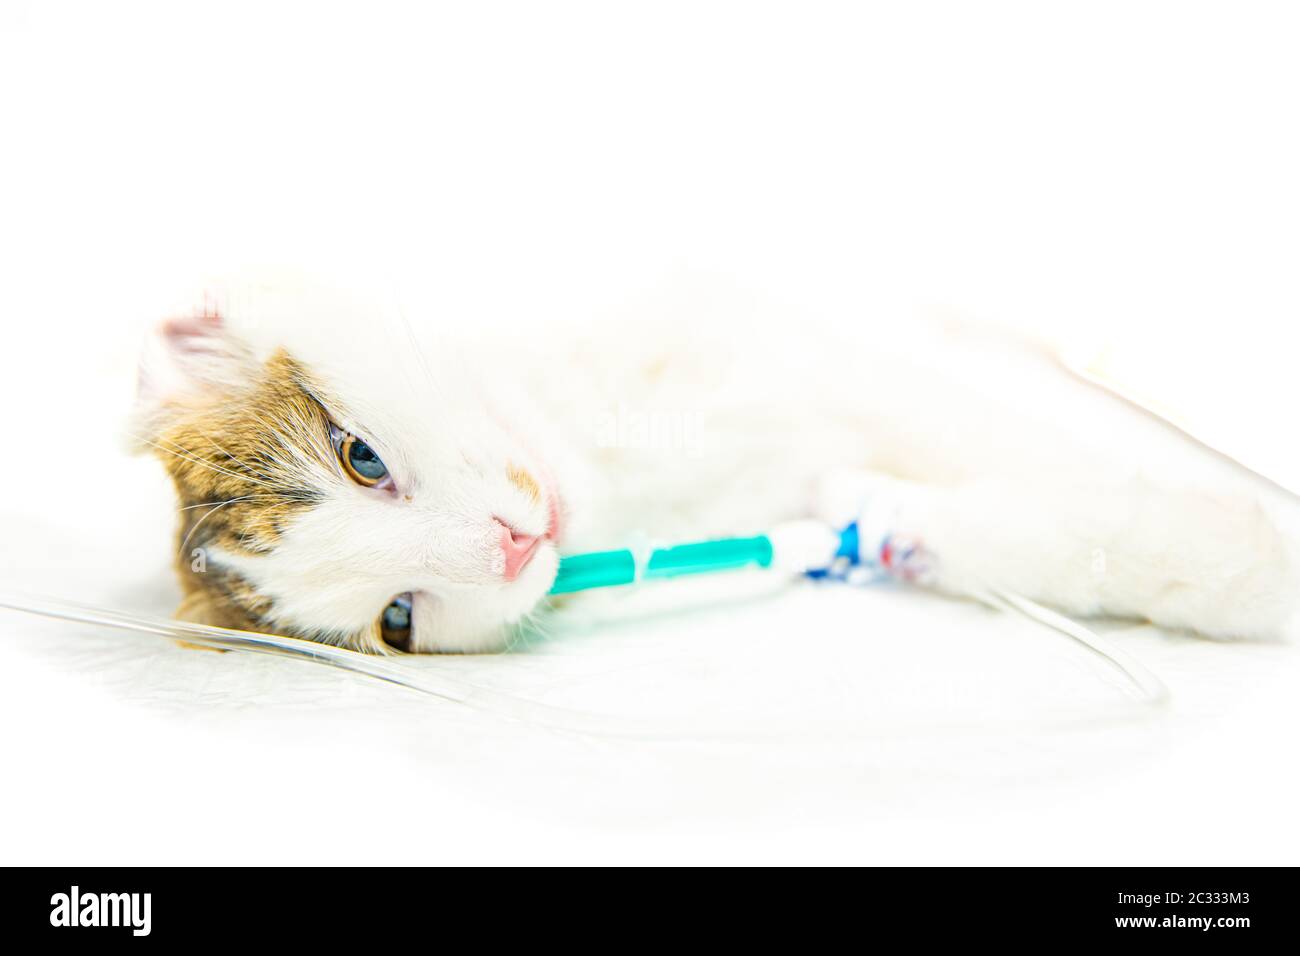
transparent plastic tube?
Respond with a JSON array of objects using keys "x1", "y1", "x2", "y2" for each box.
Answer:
[
  {"x1": 1, "y1": 565, "x2": 1167, "y2": 735},
  {"x1": 0, "y1": 591, "x2": 627, "y2": 734}
]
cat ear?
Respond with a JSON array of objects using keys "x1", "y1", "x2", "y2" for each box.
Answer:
[{"x1": 133, "y1": 307, "x2": 255, "y2": 439}]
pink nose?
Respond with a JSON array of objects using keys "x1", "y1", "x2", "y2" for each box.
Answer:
[{"x1": 495, "y1": 518, "x2": 541, "y2": 581}]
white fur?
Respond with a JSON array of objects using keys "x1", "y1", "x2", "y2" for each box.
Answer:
[{"x1": 141, "y1": 273, "x2": 1300, "y2": 650}]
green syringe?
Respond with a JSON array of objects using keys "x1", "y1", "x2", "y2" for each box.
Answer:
[
  {"x1": 549, "y1": 536, "x2": 776, "y2": 594},
  {"x1": 548, "y1": 523, "x2": 857, "y2": 595}
]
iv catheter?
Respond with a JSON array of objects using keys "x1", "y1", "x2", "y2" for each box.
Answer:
[{"x1": 550, "y1": 519, "x2": 888, "y2": 594}]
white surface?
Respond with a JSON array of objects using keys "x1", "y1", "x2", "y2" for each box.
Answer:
[{"x1": 2, "y1": 2, "x2": 1300, "y2": 864}]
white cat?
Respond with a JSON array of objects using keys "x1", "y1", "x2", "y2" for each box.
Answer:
[{"x1": 131, "y1": 274, "x2": 1300, "y2": 653}]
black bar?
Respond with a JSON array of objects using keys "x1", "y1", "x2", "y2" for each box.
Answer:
[{"x1": 2, "y1": 867, "x2": 1291, "y2": 945}]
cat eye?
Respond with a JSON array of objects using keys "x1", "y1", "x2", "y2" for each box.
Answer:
[
  {"x1": 336, "y1": 431, "x2": 391, "y2": 487},
  {"x1": 380, "y1": 594, "x2": 413, "y2": 652}
]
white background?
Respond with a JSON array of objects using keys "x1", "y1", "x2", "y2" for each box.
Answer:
[{"x1": 1, "y1": 1, "x2": 1299, "y2": 864}]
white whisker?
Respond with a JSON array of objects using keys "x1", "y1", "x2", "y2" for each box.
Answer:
[
  {"x1": 179, "y1": 497, "x2": 251, "y2": 555},
  {"x1": 132, "y1": 431, "x2": 287, "y2": 491}
]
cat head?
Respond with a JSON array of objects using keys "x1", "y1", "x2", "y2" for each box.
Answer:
[{"x1": 132, "y1": 282, "x2": 563, "y2": 653}]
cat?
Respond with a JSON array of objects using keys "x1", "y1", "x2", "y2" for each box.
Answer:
[{"x1": 131, "y1": 274, "x2": 1300, "y2": 653}]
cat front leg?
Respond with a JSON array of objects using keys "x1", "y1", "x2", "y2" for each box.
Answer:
[{"x1": 814, "y1": 468, "x2": 1300, "y2": 641}]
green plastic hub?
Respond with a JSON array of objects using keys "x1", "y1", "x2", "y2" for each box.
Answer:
[{"x1": 549, "y1": 535, "x2": 774, "y2": 595}]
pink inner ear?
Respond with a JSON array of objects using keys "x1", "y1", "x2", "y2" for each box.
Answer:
[
  {"x1": 160, "y1": 307, "x2": 225, "y2": 356},
  {"x1": 136, "y1": 302, "x2": 234, "y2": 406}
]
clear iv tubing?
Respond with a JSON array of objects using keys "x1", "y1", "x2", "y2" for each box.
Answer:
[
  {"x1": 0, "y1": 590, "x2": 636, "y2": 736},
  {"x1": 2, "y1": 569, "x2": 1167, "y2": 738},
  {"x1": 544, "y1": 528, "x2": 1168, "y2": 705}
]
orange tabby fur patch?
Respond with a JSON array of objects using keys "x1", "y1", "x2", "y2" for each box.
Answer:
[{"x1": 152, "y1": 351, "x2": 331, "y2": 637}]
